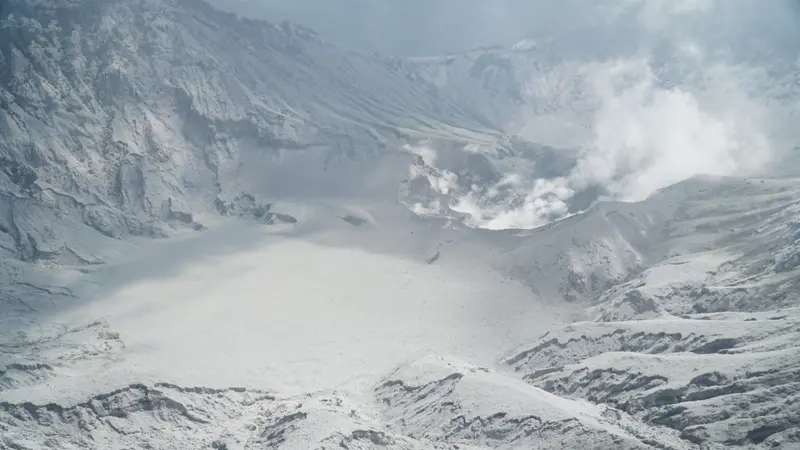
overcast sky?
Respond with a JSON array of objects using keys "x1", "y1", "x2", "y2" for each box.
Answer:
[{"x1": 209, "y1": 0, "x2": 800, "y2": 57}]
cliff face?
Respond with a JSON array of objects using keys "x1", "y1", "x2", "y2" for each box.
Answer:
[{"x1": 0, "y1": 0, "x2": 500, "y2": 262}]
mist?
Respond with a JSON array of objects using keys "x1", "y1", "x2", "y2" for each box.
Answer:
[
  {"x1": 212, "y1": 0, "x2": 800, "y2": 57},
  {"x1": 465, "y1": 57, "x2": 777, "y2": 230},
  {"x1": 210, "y1": 0, "x2": 800, "y2": 230}
]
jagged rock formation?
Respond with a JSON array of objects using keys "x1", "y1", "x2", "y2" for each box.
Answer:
[
  {"x1": 508, "y1": 314, "x2": 800, "y2": 448},
  {"x1": 1, "y1": 0, "x2": 800, "y2": 449},
  {"x1": 0, "y1": 0, "x2": 499, "y2": 264},
  {"x1": 504, "y1": 178, "x2": 800, "y2": 448},
  {"x1": 2, "y1": 357, "x2": 699, "y2": 450}
]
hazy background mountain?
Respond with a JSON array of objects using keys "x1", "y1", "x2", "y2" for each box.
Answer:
[
  {"x1": 203, "y1": 0, "x2": 800, "y2": 230},
  {"x1": 211, "y1": 0, "x2": 800, "y2": 58}
]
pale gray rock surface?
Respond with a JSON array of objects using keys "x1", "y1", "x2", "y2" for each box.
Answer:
[{"x1": 1, "y1": 0, "x2": 799, "y2": 449}]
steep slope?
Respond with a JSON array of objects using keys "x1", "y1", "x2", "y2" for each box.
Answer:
[
  {"x1": 506, "y1": 177, "x2": 800, "y2": 448},
  {"x1": 508, "y1": 312, "x2": 800, "y2": 447},
  {"x1": 404, "y1": 43, "x2": 594, "y2": 146},
  {"x1": 0, "y1": 0, "x2": 499, "y2": 265},
  {"x1": 405, "y1": 40, "x2": 800, "y2": 156},
  {"x1": 0, "y1": 358, "x2": 698, "y2": 450}
]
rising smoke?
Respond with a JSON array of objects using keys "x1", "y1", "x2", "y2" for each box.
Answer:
[
  {"x1": 423, "y1": 0, "x2": 795, "y2": 230},
  {"x1": 220, "y1": 0, "x2": 797, "y2": 230}
]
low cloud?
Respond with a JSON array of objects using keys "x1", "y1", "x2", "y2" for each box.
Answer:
[
  {"x1": 627, "y1": 0, "x2": 716, "y2": 29},
  {"x1": 576, "y1": 57, "x2": 772, "y2": 201},
  {"x1": 448, "y1": 0, "x2": 792, "y2": 230},
  {"x1": 412, "y1": 48, "x2": 780, "y2": 230}
]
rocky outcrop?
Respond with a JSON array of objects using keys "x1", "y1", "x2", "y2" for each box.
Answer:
[{"x1": 0, "y1": 0, "x2": 496, "y2": 263}]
